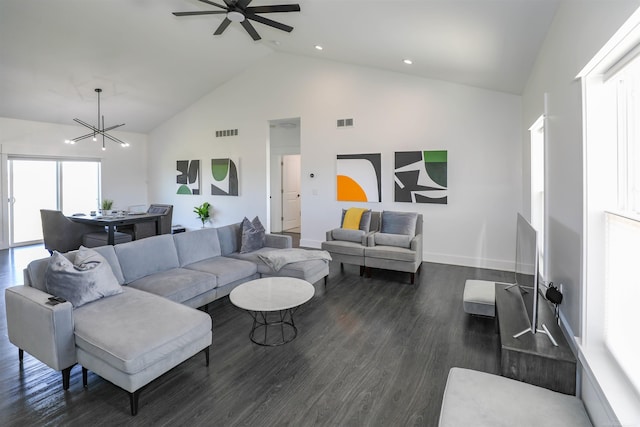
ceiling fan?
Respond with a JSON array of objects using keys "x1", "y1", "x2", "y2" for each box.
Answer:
[{"x1": 173, "y1": 0, "x2": 301, "y2": 41}]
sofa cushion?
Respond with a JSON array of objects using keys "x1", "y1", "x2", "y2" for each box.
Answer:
[
  {"x1": 173, "y1": 228, "x2": 222, "y2": 267},
  {"x1": 217, "y1": 222, "x2": 242, "y2": 255},
  {"x1": 185, "y1": 257, "x2": 257, "y2": 287},
  {"x1": 114, "y1": 234, "x2": 179, "y2": 283},
  {"x1": 240, "y1": 216, "x2": 266, "y2": 253},
  {"x1": 74, "y1": 287, "x2": 211, "y2": 375},
  {"x1": 91, "y1": 245, "x2": 126, "y2": 285},
  {"x1": 331, "y1": 228, "x2": 365, "y2": 243},
  {"x1": 127, "y1": 267, "x2": 217, "y2": 303},
  {"x1": 341, "y1": 209, "x2": 372, "y2": 232},
  {"x1": 45, "y1": 248, "x2": 122, "y2": 308},
  {"x1": 374, "y1": 232, "x2": 412, "y2": 248},
  {"x1": 380, "y1": 211, "x2": 418, "y2": 237}
]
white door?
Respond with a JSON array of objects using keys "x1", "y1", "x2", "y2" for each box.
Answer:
[{"x1": 282, "y1": 154, "x2": 301, "y2": 231}]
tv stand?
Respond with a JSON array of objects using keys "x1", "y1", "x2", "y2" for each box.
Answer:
[
  {"x1": 495, "y1": 283, "x2": 576, "y2": 394},
  {"x1": 513, "y1": 323, "x2": 559, "y2": 347}
]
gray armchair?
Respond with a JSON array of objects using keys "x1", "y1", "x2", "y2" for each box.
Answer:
[
  {"x1": 40, "y1": 209, "x2": 104, "y2": 254},
  {"x1": 120, "y1": 204, "x2": 173, "y2": 240},
  {"x1": 321, "y1": 210, "x2": 380, "y2": 276},
  {"x1": 364, "y1": 211, "x2": 423, "y2": 284}
]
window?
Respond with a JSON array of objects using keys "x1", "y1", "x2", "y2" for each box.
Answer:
[
  {"x1": 580, "y1": 11, "x2": 640, "y2": 421},
  {"x1": 8, "y1": 158, "x2": 101, "y2": 246}
]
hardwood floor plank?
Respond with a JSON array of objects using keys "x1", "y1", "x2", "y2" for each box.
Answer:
[{"x1": 1, "y1": 246, "x2": 511, "y2": 426}]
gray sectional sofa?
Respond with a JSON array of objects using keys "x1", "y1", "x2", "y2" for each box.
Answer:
[{"x1": 5, "y1": 222, "x2": 329, "y2": 415}]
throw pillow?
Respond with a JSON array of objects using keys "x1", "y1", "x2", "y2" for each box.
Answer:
[
  {"x1": 332, "y1": 228, "x2": 365, "y2": 243},
  {"x1": 374, "y1": 232, "x2": 412, "y2": 248},
  {"x1": 380, "y1": 211, "x2": 418, "y2": 237},
  {"x1": 45, "y1": 246, "x2": 123, "y2": 308},
  {"x1": 340, "y1": 209, "x2": 372, "y2": 232},
  {"x1": 240, "y1": 216, "x2": 266, "y2": 253}
]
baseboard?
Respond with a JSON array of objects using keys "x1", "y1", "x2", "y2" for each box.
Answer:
[{"x1": 303, "y1": 239, "x2": 513, "y2": 271}]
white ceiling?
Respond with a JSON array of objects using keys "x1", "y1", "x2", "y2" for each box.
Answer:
[{"x1": 0, "y1": 0, "x2": 559, "y2": 134}]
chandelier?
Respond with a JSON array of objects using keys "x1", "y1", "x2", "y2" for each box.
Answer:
[{"x1": 64, "y1": 88, "x2": 130, "y2": 150}]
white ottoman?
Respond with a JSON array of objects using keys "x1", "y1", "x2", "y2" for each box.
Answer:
[{"x1": 463, "y1": 279, "x2": 495, "y2": 317}]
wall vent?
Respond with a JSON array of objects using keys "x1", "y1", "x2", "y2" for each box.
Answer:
[
  {"x1": 337, "y1": 118, "x2": 354, "y2": 128},
  {"x1": 215, "y1": 129, "x2": 238, "y2": 137}
]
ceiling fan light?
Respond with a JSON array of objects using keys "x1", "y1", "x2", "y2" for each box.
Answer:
[
  {"x1": 227, "y1": 11, "x2": 245, "y2": 22},
  {"x1": 315, "y1": 45, "x2": 323, "y2": 51},
  {"x1": 403, "y1": 59, "x2": 413, "y2": 65}
]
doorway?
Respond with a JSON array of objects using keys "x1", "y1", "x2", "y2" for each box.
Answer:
[{"x1": 269, "y1": 118, "x2": 301, "y2": 233}]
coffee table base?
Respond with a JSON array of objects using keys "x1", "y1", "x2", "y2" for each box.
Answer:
[{"x1": 247, "y1": 308, "x2": 299, "y2": 346}]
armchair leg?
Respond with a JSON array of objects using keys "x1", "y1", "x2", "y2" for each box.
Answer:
[
  {"x1": 62, "y1": 366, "x2": 72, "y2": 390},
  {"x1": 82, "y1": 367, "x2": 88, "y2": 387},
  {"x1": 129, "y1": 390, "x2": 141, "y2": 416},
  {"x1": 18, "y1": 348, "x2": 24, "y2": 362},
  {"x1": 359, "y1": 266, "x2": 364, "y2": 276},
  {"x1": 410, "y1": 272, "x2": 415, "y2": 285},
  {"x1": 365, "y1": 267, "x2": 372, "y2": 278},
  {"x1": 340, "y1": 262, "x2": 344, "y2": 272},
  {"x1": 324, "y1": 276, "x2": 328, "y2": 290},
  {"x1": 203, "y1": 347, "x2": 210, "y2": 367}
]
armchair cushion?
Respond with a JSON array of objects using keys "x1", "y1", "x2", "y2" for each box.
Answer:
[
  {"x1": 374, "y1": 232, "x2": 412, "y2": 248},
  {"x1": 45, "y1": 247, "x2": 122, "y2": 308},
  {"x1": 332, "y1": 228, "x2": 365, "y2": 243},
  {"x1": 380, "y1": 211, "x2": 418, "y2": 237}
]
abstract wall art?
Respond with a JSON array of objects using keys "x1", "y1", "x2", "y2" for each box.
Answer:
[
  {"x1": 394, "y1": 150, "x2": 448, "y2": 204},
  {"x1": 176, "y1": 160, "x2": 200, "y2": 195},
  {"x1": 211, "y1": 158, "x2": 239, "y2": 196},
  {"x1": 336, "y1": 153, "x2": 382, "y2": 202}
]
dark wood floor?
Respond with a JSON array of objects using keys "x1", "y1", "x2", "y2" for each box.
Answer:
[{"x1": 0, "y1": 244, "x2": 511, "y2": 426}]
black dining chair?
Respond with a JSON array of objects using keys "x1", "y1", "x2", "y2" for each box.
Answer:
[
  {"x1": 40, "y1": 209, "x2": 105, "y2": 254},
  {"x1": 120, "y1": 204, "x2": 173, "y2": 240}
]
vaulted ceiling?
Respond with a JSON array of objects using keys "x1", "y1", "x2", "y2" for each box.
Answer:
[{"x1": 0, "y1": 0, "x2": 559, "y2": 133}]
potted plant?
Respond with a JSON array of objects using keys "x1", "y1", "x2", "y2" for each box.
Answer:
[
  {"x1": 194, "y1": 202, "x2": 211, "y2": 227},
  {"x1": 101, "y1": 199, "x2": 114, "y2": 215}
]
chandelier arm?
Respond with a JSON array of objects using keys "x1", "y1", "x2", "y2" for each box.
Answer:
[
  {"x1": 71, "y1": 132, "x2": 97, "y2": 142},
  {"x1": 102, "y1": 123, "x2": 126, "y2": 132},
  {"x1": 102, "y1": 132, "x2": 128, "y2": 146},
  {"x1": 73, "y1": 118, "x2": 100, "y2": 132}
]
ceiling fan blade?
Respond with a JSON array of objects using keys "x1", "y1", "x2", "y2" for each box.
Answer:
[
  {"x1": 214, "y1": 18, "x2": 233, "y2": 35},
  {"x1": 173, "y1": 11, "x2": 227, "y2": 16},
  {"x1": 246, "y1": 4, "x2": 300, "y2": 13},
  {"x1": 240, "y1": 20, "x2": 261, "y2": 40},
  {"x1": 236, "y1": 0, "x2": 254, "y2": 9},
  {"x1": 246, "y1": 13, "x2": 293, "y2": 32},
  {"x1": 197, "y1": 0, "x2": 229, "y2": 9},
  {"x1": 222, "y1": 0, "x2": 237, "y2": 6}
]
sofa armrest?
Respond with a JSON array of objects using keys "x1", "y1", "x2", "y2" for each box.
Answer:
[
  {"x1": 363, "y1": 231, "x2": 376, "y2": 246},
  {"x1": 326, "y1": 230, "x2": 334, "y2": 241},
  {"x1": 411, "y1": 233, "x2": 423, "y2": 254},
  {"x1": 265, "y1": 233, "x2": 292, "y2": 249},
  {"x1": 5, "y1": 286, "x2": 76, "y2": 371}
]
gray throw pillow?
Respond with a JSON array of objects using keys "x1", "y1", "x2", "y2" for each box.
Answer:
[
  {"x1": 45, "y1": 246, "x2": 123, "y2": 308},
  {"x1": 374, "y1": 232, "x2": 412, "y2": 248},
  {"x1": 380, "y1": 211, "x2": 418, "y2": 237},
  {"x1": 240, "y1": 216, "x2": 266, "y2": 253},
  {"x1": 332, "y1": 228, "x2": 365, "y2": 243}
]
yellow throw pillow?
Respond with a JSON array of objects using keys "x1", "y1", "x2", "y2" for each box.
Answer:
[{"x1": 342, "y1": 207, "x2": 368, "y2": 230}]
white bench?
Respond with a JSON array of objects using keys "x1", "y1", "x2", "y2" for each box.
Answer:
[
  {"x1": 439, "y1": 368, "x2": 592, "y2": 427},
  {"x1": 463, "y1": 279, "x2": 495, "y2": 317}
]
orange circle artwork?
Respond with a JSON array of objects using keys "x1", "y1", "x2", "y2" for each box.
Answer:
[{"x1": 337, "y1": 175, "x2": 367, "y2": 201}]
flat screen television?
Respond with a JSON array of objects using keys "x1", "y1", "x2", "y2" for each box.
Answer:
[{"x1": 507, "y1": 213, "x2": 558, "y2": 346}]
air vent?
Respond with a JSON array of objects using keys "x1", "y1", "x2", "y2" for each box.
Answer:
[
  {"x1": 215, "y1": 129, "x2": 238, "y2": 137},
  {"x1": 337, "y1": 118, "x2": 354, "y2": 128}
]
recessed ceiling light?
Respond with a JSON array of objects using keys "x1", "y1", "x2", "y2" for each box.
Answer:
[
  {"x1": 315, "y1": 45, "x2": 323, "y2": 51},
  {"x1": 403, "y1": 59, "x2": 413, "y2": 65}
]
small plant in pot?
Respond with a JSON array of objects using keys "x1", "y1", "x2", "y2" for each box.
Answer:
[
  {"x1": 194, "y1": 202, "x2": 211, "y2": 227},
  {"x1": 101, "y1": 199, "x2": 114, "y2": 215}
]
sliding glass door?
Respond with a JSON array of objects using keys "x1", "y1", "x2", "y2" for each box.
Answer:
[{"x1": 8, "y1": 158, "x2": 101, "y2": 246}]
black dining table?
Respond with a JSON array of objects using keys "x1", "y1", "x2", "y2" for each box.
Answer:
[{"x1": 68, "y1": 213, "x2": 163, "y2": 245}]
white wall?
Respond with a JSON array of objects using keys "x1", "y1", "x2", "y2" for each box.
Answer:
[
  {"x1": 522, "y1": 1, "x2": 640, "y2": 425},
  {"x1": 149, "y1": 53, "x2": 521, "y2": 270},
  {"x1": 0, "y1": 117, "x2": 148, "y2": 249}
]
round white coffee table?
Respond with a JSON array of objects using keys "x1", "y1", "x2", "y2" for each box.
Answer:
[{"x1": 229, "y1": 277, "x2": 315, "y2": 346}]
